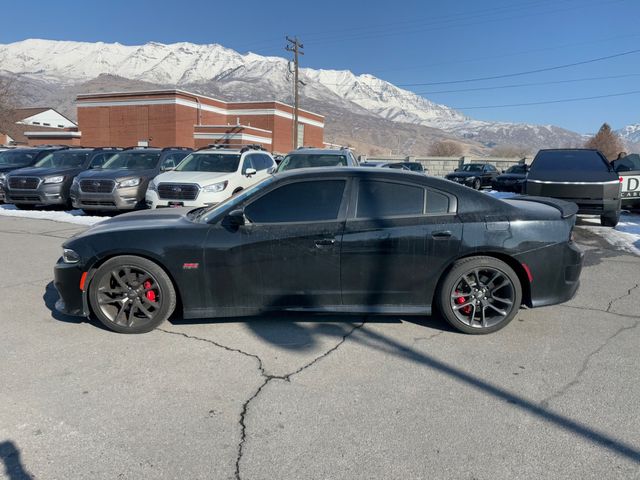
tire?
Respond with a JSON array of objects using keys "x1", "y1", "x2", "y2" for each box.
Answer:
[
  {"x1": 600, "y1": 210, "x2": 619, "y2": 227},
  {"x1": 14, "y1": 204, "x2": 35, "y2": 210},
  {"x1": 473, "y1": 178, "x2": 481, "y2": 190},
  {"x1": 436, "y1": 256, "x2": 522, "y2": 334},
  {"x1": 88, "y1": 255, "x2": 177, "y2": 334}
]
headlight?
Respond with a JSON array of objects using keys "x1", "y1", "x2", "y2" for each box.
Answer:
[
  {"x1": 117, "y1": 178, "x2": 141, "y2": 188},
  {"x1": 44, "y1": 175, "x2": 65, "y2": 184},
  {"x1": 72, "y1": 177, "x2": 79, "y2": 186},
  {"x1": 466, "y1": 176, "x2": 477, "y2": 182},
  {"x1": 0, "y1": 173, "x2": 5, "y2": 182},
  {"x1": 62, "y1": 248, "x2": 80, "y2": 264},
  {"x1": 201, "y1": 180, "x2": 228, "y2": 193},
  {"x1": 148, "y1": 180, "x2": 157, "y2": 192}
]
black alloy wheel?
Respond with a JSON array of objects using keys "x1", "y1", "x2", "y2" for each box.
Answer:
[
  {"x1": 473, "y1": 178, "x2": 481, "y2": 190},
  {"x1": 438, "y1": 256, "x2": 522, "y2": 334},
  {"x1": 89, "y1": 255, "x2": 176, "y2": 333}
]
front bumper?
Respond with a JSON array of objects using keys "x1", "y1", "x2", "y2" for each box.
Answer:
[
  {"x1": 446, "y1": 176, "x2": 477, "y2": 187},
  {"x1": 6, "y1": 183, "x2": 68, "y2": 206},
  {"x1": 517, "y1": 241, "x2": 584, "y2": 308},
  {"x1": 53, "y1": 259, "x2": 89, "y2": 317},
  {"x1": 71, "y1": 184, "x2": 144, "y2": 211}
]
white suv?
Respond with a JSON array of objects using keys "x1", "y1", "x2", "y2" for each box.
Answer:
[{"x1": 146, "y1": 146, "x2": 276, "y2": 208}]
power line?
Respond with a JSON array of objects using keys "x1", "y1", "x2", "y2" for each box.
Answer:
[
  {"x1": 452, "y1": 89, "x2": 640, "y2": 109},
  {"x1": 396, "y1": 48, "x2": 640, "y2": 87}
]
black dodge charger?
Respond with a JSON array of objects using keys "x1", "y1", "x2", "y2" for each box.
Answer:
[{"x1": 54, "y1": 168, "x2": 584, "y2": 335}]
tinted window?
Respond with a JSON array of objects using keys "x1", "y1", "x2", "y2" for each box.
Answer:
[
  {"x1": 278, "y1": 154, "x2": 348, "y2": 171},
  {"x1": 0, "y1": 150, "x2": 39, "y2": 167},
  {"x1": 176, "y1": 153, "x2": 240, "y2": 172},
  {"x1": 460, "y1": 164, "x2": 484, "y2": 172},
  {"x1": 35, "y1": 150, "x2": 91, "y2": 168},
  {"x1": 256, "y1": 154, "x2": 274, "y2": 171},
  {"x1": 356, "y1": 181, "x2": 424, "y2": 218},
  {"x1": 242, "y1": 155, "x2": 255, "y2": 174},
  {"x1": 245, "y1": 180, "x2": 345, "y2": 223},
  {"x1": 612, "y1": 154, "x2": 640, "y2": 173},
  {"x1": 506, "y1": 165, "x2": 527, "y2": 174},
  {"x1": 484, "y1": 164, "x2": 497, "y2": 172},
  {"x1": 426, "y1": 190, "x2": 450, "y2": 214},
  {"x1": 102, "y1": 151, "x2": 162, "y2": 170},
  {"x1": 530, "y1": 150, "x2": 610, "y2": 173},
  {"x1": 162, "y1": 152, "x2": 190, "y2": 169}
]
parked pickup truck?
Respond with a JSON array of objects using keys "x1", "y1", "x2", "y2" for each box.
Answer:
[{"x1": 612, "y1": 153, "x2": 640, "y2": 210}]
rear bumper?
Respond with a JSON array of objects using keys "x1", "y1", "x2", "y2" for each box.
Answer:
[
  {"x1": 516, "y1": 241, "x2": 584, "y2": 308},
  {"x1": 53, "y1": 259, "x2": 89, "y2": 317}
]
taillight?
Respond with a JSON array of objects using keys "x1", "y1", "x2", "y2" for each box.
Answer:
[{"x1": 620, "y1": 176, "x2": 624, "y2": 183}]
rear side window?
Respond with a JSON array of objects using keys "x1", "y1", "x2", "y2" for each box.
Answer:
[
  {"x1": 530, "y1": 150, "x2": 610, "y2": 173},
  {"x1": 426, "y1": 190, "x2": 450, "y2": 214},
  {"x1": 245, "y1": 180, "x2": 345, "y2": 223},
  {"x1": 356, "y1": 181, "x2": 424, "y2": 218}
]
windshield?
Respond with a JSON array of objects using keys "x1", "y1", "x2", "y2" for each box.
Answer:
[
  {"x1": 176, "y1": 153, "x2": 241, "y2": 172},
  {"x1": 198, "y1": 176, "x2": 275, "y2": 223},
  {"x1": 530, "y1": 150, "x2": 610, "y2": 173},
  {"x1": 506, "y1": 165, "x2": 527, "y2": 174},
  {"x1": 0, "y1": 150, "x2": 40, "y2": 167},
  {"x1": 102, "y1": 151, "x2": 161, "y2": 170},
  {"x1": 459, "y1": 164, "x2": 484, "y2": 172},
  {"x1": 278, "y1": 154, "x2": 348, "y2": 172},
  {"x1": 35, "y1": 150, "x2": 91, "y2": 168}
]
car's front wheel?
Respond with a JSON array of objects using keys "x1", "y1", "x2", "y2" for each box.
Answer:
[
  {"x1": 437, "y1": 256, "x2": 522, "y2": 334},
  {"x1": 88, "y1": 255, "x2": 177, "y2": 334},
  {"x1": 473, "y1": 178, "x2": 481, "y2": 190}
]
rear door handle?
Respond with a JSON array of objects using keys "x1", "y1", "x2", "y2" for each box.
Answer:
[
  {"x1": 315, "y1": 238, "x2": 336, "y2": 248},
  {"x1": 432, "y1": 230, "x2": 452, "y2": 239}
]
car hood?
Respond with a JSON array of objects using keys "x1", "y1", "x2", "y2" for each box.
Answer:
[
  {"x1": 0, "y1": 165, "x2": 33, "y2": 174},
  {"x1": 8, "y1": 166, "x2": 83, "y2": 178},
  {"x1": 495, "y1": 173, "x2": 527, "y2": 181},
  {"x1": 446, "y1": 171, "x2": 481, "y2": 178},
  {"x1": 153, "y1": 170, "x2": 233, "y2": 186},
  {"x1": 76, "y1": 168, "x2": 155, "y2": 181}
]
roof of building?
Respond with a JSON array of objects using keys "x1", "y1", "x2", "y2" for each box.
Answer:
[{"x1": 0, "y1": 107, "x2": 77, "y2": 144}]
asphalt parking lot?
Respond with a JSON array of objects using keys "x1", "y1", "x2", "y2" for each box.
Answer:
[{"x1": 0, "y1": 215, "x2": 639, "y2": 480}]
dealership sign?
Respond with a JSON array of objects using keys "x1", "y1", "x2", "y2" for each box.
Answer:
[{"x1": 621, "y1": 175, "x2": 640, "y2": 198}]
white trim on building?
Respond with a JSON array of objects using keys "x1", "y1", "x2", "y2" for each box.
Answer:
[{"x1": 193, "y1": 132, "x2": 273, "y2": 144}]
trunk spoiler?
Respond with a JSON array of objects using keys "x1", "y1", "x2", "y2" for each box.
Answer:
[{"x1": 509, "y1": 195, "x2": 579, "y2": 219}]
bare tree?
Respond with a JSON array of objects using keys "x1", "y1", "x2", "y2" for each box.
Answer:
[
  {"x1": 490, "y1": 144, "x2": 531, "y2": 158},
  {"x1": 428, "y1": 140, "x2": 464, "y2": 157},
  {"x1": 0, "y1": 76, "x2": 16, "y2": 142},
  {"x1": 584, "y1": 123, "x2": 624, "y2": 161}
]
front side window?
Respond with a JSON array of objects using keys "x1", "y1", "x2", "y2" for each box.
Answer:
[
  {"x1": 35, "y1": 151, "x2": 91, "y2": 168},
  {"x1": 356, "y1": 181, "x2": 425, "y2": 218},
  {"x1": 245, "y1": 180, "x2": 346, "y2": 223},
  {"x1": 278, "y1": 154, "x2": 348, "y2": 172},
  {"x1": 102, "y1": 151, "x2": 161, "y2": 170}
]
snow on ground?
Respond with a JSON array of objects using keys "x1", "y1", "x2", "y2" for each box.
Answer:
[
  {"x1": 0, "y1": 204, "x2": 107, "y2": 226},
  {"x1": 484, "y1": 189, "x2": 640, "y2": 256}
]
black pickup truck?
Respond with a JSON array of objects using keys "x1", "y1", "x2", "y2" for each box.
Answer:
[{"x1": 524, "y1": 149, "x2": 621, "y2": 227}]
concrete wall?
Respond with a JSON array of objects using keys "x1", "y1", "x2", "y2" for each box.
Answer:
[{"x1": 360, "y1": 155, "x2": 529, "y2": 177}]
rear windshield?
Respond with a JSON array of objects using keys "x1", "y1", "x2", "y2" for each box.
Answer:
[
  {"x1": 35, "y1": 150, "x2": 91, "y2": 168},
  {"x1": 530, "y1": 150, "x2": 610, "y2": 173},
  {"x1": 278, "y1": 154, "x2": 348, "y2": 171},
  {"x1": 102, "y1": 151, "x2": 161, "y2": 170},
  {"x1": 0, "y1": 150, "x2": 40, "y2": 167},
  {"x1": 506, "y1": 165, "x2": 527, "y2": 174},
  {"x1": 176, "y1": 153, "x2": 241, "y2": 172}
]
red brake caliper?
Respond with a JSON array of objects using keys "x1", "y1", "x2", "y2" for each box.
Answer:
[
  {"x1": 454, "y1": 291, "x2": 472, "y2": 315},
  {"x1": 144, "y1": 281, "x2": 156, "y2": 302}
]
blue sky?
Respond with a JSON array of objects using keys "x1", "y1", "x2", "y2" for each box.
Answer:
[{"x1": 1, "y1": 0, "x2": 639, "y2": 133}]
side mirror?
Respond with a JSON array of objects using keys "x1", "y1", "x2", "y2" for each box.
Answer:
[
  {"x1": 267, "y1": 166, "x2": 277, "y2": 174},
  {"x1": 245, "y1": 168, "x2": 257, "y2": 177},
  {"x1": 224, "y1": 208, "x2": 246, "y2": 227},
  {"x1": 161, "y1": 166, "x2": 175, "y2": 172}
]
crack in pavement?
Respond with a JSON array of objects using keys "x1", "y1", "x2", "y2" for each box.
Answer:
[
  {"x1": 606, "y1": 284, "x2": 639, "y2": 313},
  {"x1": 540, "y1": 318, "x2": 640, "y2": 408},
  {"x1": 560, "y1": 304, "x2": 640, "y2": 319},
  {"x1": 157, "y1": 321, "x2": 366, "y2": 480}
]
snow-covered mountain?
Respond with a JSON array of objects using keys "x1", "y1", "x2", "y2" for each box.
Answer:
[
  {"x1": 617, "y1": 124, "x2": 640, "y2": 144},
  {"x1": 0, "y1": 38, "x2": 585, "y2": 153}
]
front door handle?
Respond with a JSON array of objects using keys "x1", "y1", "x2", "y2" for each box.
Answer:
[
  {"x1": 315, "y1": 238, "x2": 336, "y2": 248},
  {"x1": 432, "y1": 230, "x2": 452, "y2": 239}
]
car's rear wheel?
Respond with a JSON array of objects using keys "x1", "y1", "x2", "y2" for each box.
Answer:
[
  {"x1": 600, "y1": 210, "x2": 620, "y2": 227},
  {"x1": 473, "y1": 178, "x2": 481, "y2": 190},
  {"x1": 88, "y1": 255, "x2": 176, "y2": 334},
  {"x1": 437, "y1": 256, "x2": 522, "y2": 334}
]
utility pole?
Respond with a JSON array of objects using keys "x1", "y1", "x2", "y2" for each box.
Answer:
[{"x1": 286, "y1": 36, "x2": 304, "y2": 149}]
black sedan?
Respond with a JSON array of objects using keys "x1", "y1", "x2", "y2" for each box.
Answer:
[
  {"x1": 445, "y1": 163, "x2": 499, "y2": 189},
  {"x1": 491, "y1": 164, "x2": 529, "y2": 193},
  {"x1": 54, "y1": 168, "x2": 584, "y2": 335}
]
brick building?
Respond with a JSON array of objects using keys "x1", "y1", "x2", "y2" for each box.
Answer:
[{"x1": 76, "y1": 89, "x2": 324, "y2": 152}]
